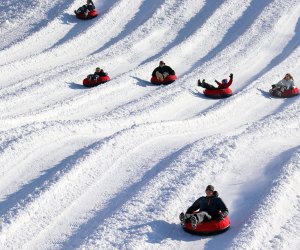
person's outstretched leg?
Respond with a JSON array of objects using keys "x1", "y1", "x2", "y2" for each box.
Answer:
[
  {"x1": 191, "y1": 211, "x2": 211, "y2": 228},
  {"x1": 191, "y1": 215, "x2": 198, "y2": 228},
  {"x1": 156, "y1": 71, "x2": 164, "y2": 81},
  {"x1": 198, "y1": 79, "x2": 216, "y2": 90}
]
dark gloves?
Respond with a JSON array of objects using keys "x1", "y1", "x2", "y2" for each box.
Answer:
[
  {"x1": 229, "y1": 73, "x2": 233, "y2": 78},
  {"x1": 217, "y1": 213, "x2": 224, "y2": 221}
]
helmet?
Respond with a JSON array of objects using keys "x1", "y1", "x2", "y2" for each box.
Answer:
[
  {"x1": 222, "y1": 79, "x2": 228, "y2": 84},
  {"x1": 96, "y1": 67, "x2": 101, "y2": 71}
]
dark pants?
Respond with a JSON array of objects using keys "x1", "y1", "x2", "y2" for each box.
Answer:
[{"x1": 201, "y1": 82, "x2": 217, "y2": 90}]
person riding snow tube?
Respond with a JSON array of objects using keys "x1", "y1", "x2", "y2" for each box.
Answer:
[
  {"x1": 151, "y1": 61, "x2": 177, "y2": 85},
  {"x1": 179, "y1": 185, "x2": 230, "y2": 235},
  {"x1": 75, "y1": 0, "x2": 98, "y2": 20},
  {"x1": 83, "y1": 67, "x2": 110, "y2": 87},
  {"x1": 181, "y1": 213, "x2": 230, "y2": 235},
  {"x1": 269, "y1": 73, "x2": 299, "y2": 98},
  {"x1": 198, "y1": 73, "x2": 233, "y2": 99}
]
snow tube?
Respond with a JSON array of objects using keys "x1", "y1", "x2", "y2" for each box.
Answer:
[
  {"x1": 150, "y1": 75, "x2": 177, "y2": 85},
  {"x1": 269, "y1": 87, "x2": 299, "y2": 98},
  {"x1": 203, "y1": 88, "x2": 233, "y2": 99},
  {"x1": 75, "y1": 9, "x2": 98, "y2": 20},
  {"x1": 182, "y1": 216, "x2": 230, "y2": 235},
  {"x1": 83, "y1": 75, "x2": 110, "y2": 87}
]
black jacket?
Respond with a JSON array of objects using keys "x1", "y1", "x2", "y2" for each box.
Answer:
[
  {"x1": 186, "y1": 195, "x2": 229, "y2": 219},
  {"x1": 152, "y1": 66, "x2": 175, "y2": 76},
  {"x1": 93, "y1": 69, "x2": 107, "y2": 77},
  {"x1": 82, "y1": 1, "x2": 95, "y2": 11}
]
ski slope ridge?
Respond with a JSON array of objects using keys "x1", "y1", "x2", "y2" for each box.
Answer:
[{"x1": 0, "y1": 0, "x2": 299, "y2": 249}]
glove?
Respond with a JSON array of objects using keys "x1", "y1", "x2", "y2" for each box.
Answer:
[
  {"x1": 217, "y1": 213, "x2": 224, "y2": 221},
  {"x1": 229, "y1": 73, "x2": 233, "y2": 78}
]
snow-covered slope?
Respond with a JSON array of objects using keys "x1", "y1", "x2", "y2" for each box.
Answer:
[{"x1": 0, "y1": 0, "x2": 299, "y2": 249}]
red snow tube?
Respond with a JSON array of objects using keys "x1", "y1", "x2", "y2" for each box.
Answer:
[
  {"x1": 83, "y1": 75, "x2": 110, "y2": 87},
  {"x1": 182, "y1": 216, "x2": 230, "y2": 235},
  {"x1": 269, "y1": 87, "x2": 299, "y2": 98},
  {"x1": 75, "y1": 9, "x2": 98, "y2": 20},
  {"x1": 203, "y1": 88, "x2": 233, "y2": 99},
  {"x1": 150, "y1": 75, "x2": 177, "y2": 85}
]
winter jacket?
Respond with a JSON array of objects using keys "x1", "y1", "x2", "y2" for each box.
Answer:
[
  {"x1": 274, "y1": 79, "x2": 295, "y2": 90},
  {"x1": 186, "y1": 195, "x2": 229, "y2": 219},
  {"x1": 86, "y1": 2, "x2": 95, "y2": 11},
  {"x1": 93, "y1": 69, "x2": 107, "y2": 77},
  {"x1": 152, "y1": 66, "x2": 175, "y2": 77},
  {"x1": 80, "y1": 1, "x2": 95, "y2": 12},
  {"x1": 215, "y1": 74, "x2": 233, "y2": 89}
]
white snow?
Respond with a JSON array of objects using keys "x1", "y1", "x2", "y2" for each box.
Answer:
[{"x1": 0, "y1": 0, "x2": 299, "y2": 249}]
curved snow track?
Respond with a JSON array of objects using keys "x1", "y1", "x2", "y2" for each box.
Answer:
[{"x1": 0, "y1": 0, "x2": 299, "y2": 249}]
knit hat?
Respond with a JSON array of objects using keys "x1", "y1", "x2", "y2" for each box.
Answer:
[
  {"x1": 222, "y1": 79, "x2": 228, "y2": 84},
  {"x1": 205, "y1": 185, "x2": 214, "y2": 192}
]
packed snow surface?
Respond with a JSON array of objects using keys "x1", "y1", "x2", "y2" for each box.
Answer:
[{"x1": 0, "y1": 0, "x2": 299, "y2": 249}]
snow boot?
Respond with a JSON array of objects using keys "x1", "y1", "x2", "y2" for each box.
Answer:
[
  {"x1": 179, "y1": 212, "x2": 185, "y2": 226},
  {"x1": 191, "y1": 215, "x2": 198, "y2": 228}
]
